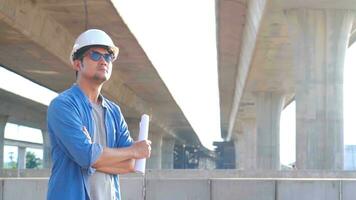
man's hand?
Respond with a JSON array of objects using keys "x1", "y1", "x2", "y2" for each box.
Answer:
[{"x1": 131, "y1": 140, "x2": 152, "y2": 159}]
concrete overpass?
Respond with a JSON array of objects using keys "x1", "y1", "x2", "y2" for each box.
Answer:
[
  {"x1": 218, "y1": 0, "x2": 356, "y2": 170},
  {"x1": 0, "y1": 0, "x2": 205, "y2": 170},
  {"x1": 1, "y1": 0, "x2": 356, "y2": 199},
  {"x1": 0, "y1": 88, "x2": 50, "y2": 169},
  {"x1": 0, "y1": 0, "x2": 355, "y2": 170}
]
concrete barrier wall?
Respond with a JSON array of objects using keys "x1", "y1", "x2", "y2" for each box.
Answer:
[
  {"x1": 0, "y1": 178, "x2": 48, "y2": 200},
  {"x1": 277, "y1": 180, "x2": 340, "y2": 200},
  {"x1": 1, "y1": 170, "x2": 356, "y2": 200},
  {"x1": 119, "y1": 176, "x2": 144, "y2": 200},
  {"x1": 146, "y1": 179, "x2": 210, "y2": 200},
  {"x1": 0, "y1": 179, "x2": 3, "y2": 200},
  {"x1": 341, "y1": 180, "x2": 356, "y2": 200},
  {"x1": 212, "y1": 179, "x2": 275, "y2": 200}
]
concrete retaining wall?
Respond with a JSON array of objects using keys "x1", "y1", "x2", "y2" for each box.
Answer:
[
  {"x1": 120, "y1": 176, "x2": 144, "y2": 200},
  {"x1": 1, "y1": 170, "x2": 356, "y2": 200},
  {"x1": 146, "y1": 178, "x2": 210, "y2": 200},
  {"x1": 277, "y1": 180, "x2": 340, "y2": 200},
  {"x1": 212, "y1": 179, "x2": 275, "y2": 200},
  {"x1": 0, "y1": 178, "x2": 48, "y2": 200}
]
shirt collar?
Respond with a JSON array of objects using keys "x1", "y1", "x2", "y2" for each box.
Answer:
[
  {"x1": 98, "y1": 94, "x2": 110, "y2": 109},
  {"x1": 72, "y1": 84, "x2": 109, "y2": 109}
]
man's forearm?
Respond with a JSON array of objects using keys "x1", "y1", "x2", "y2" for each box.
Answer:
[
  {"x1": 92, "y1": 147, "x2": 134, "y2": 169},
  {"x1": 95, "y1": 159, "x2": 135, "y2": 174},
  {"x1": 92, "y1": 140, "x2": 151, "y2": 171}
]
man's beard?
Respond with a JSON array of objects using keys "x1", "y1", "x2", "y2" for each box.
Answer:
[{"x1": 93, "y1": 72, "x2": 109, "y2": 83}]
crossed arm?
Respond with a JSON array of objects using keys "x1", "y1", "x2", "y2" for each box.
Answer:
[{"x1": 92, "y1": 140, "x2": 151, "y2": 174}]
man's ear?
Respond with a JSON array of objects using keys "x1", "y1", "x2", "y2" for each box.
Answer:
[{"x1": 72, "y1": 59, "x2": 82, "y2": 72}]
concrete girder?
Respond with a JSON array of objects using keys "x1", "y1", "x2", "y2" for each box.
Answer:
[
  {"x1": 225, "y1": 0, "x2": 269, "y2": 140},
  {"x1": 217, "y1": 0, "x2": 247, "y2": 138},
  {"x1": 0, "y1": 0, "x2": 72, "y2": 66},
  {"x1": 4, "y1": 139, "x2": 42, "y2": 150},
  {"x1": 0, "y1": 0, "x2": 194, "y2": 144},
  {"x1": 0, "y1": 89, "x2": 47, "y2": 130}
]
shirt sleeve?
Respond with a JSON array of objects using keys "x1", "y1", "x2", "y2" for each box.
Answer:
[
  {"x1": 114, "y1": 105, "x2": 134, "y2": 148},
  {"x1": 47, "y1": 97, "x2": 103, "y2": 172}
]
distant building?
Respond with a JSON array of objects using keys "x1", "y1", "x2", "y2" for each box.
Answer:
[
  {"x1": 173, "y1": 144, "x2": 200, "y2": 169},
  {"x1": 213, "y1": 141, "x2": 235, "y2": 169},
  {"x1": 344, "y1": 145, "x2": 356, "y2": 170},
  {"x1": 173, "y1": 144, "x2": 216, "y2": 169}
]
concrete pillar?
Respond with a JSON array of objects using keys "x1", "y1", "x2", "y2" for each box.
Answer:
[
  {"x1": 17, "y1": 147, "x2": 26, "y2": 169},
  {"x1": 161, "y1": 136, "x2": 175, "y2": 169},
  {"x1": 287, "y1": 9, "x2": 354, "y2": 170},
  {"x1": 0, "y1": 115, "x2": 8, "y2": 168},
  {"x1": 255, "y1": 92, "x2": 285, "y2": 170},
  {"x1": 41, "y1": 129, "x2": 51, "y2": 168},
  {"x1": 146, "y1": 132, "x2": 162, "y2": 169},
  {"x1": 232, "y1": 137, "x2": 240, "y2": 169},
  {"x1": 238, "y1": 119, "x2": 257, "y2": 170}
]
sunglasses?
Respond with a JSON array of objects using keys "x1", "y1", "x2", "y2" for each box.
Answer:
[{"x1": 85, "y1": 51, "x2": 114, "y2": 63}]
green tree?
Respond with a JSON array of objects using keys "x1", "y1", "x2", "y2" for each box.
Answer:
[
  {"x1": 5, "y1": 152, "x2": 17, "y2": 169},
  {"x1": 26, "y1": 151, "x2": 42, "y2": 169}
]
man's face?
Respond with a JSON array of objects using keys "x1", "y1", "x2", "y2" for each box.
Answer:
[{"x1": 77, "y1": 47, "x2": 113, "y2": 83}]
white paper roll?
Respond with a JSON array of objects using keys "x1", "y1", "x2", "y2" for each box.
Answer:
[{"x1": 134, "y1": 114, "x2": 150, "y2": 173}]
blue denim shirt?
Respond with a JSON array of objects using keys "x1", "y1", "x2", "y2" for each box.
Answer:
[{"x1": 47, "y1": 84, "x2": 133, "y2": 200}]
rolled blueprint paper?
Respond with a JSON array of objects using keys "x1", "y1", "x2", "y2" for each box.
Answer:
[{"x1": 134, "y1": 114, "x2": 150, "y2": 173}]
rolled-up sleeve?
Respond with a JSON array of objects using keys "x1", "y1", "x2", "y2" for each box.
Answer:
[{"x1": 47, "y1": 98, "x2": 103, "y2": 171}]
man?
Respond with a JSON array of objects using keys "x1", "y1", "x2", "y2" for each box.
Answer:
[{"x1": 47, "y1": 29, "x2": 151, "y2": 200}]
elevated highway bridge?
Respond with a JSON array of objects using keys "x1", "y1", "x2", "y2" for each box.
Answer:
[{"x1": 1, "y1": 0, "x2": 356, "y2": 199}]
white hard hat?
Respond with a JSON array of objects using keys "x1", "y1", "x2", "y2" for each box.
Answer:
[{"x1": 70, "y1": 29, "x2": 119, "y2": 64}]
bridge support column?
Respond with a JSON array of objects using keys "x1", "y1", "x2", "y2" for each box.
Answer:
[
  {"x1": 0, "y1": 115, "x2": 8, "y2": 168},
  {"x1": 41, "y1": 129, "x2": 51, "y2": 168},
  {"x1": 255, "y1": 92, "x2": 285, "y2": 170},
  {"x1": 146, "y1": 132, "x2": 162, "y2": 169},
  {"x1": 161, "y1": 136, "x2": 175, "y2": 169},
  {"x1": 17, "y1": 147, "x2": 26, "y2": 169},
  {"x1": 287, "y1": 9, "x2": 354, "y2": 169},
  {"x1": 232, "y1": 136, "x2": 239, "y2": 169},
  {"x1": 237, "y1": 119, "x2": 257, "y2": 170}
]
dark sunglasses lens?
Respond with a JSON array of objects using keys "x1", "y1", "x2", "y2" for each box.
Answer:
[
  {"x1": 103, "y1": 54, "x2": 113, "y2": 62},
  {"x1": 90, "y1": 52, "x2": 102, "y2": 61}
]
